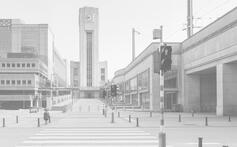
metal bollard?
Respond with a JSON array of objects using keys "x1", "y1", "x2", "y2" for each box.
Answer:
[
  {"x1": 37, "y1": 118, "x2": 40, "y2": 127},
  {"x1": 16, "y1": 116, "x2": 18, "y2": 124},
  {"x1": 111, "y1": 112, "x2": 114, "y2": 123},
  {"x1": 136, "y1": 117, "x2": 139, "y2": 127},
  {"x1": 49, "y1": 117, "x2": 51, "y2": 123},
  {"x1": 150, "y1": 112, "x2": 152, "y2": 117},
  {"x1": 3, "y1": 118, "x2": 5, "y2": 127},
  {"x1": 102, "y1": 109, "x2": 105, "y2": 115},
  {"x1": 159, "y1": 132, "x2": 166, "y2": 147},
  {"x1": 129, "y1": 115, "x2": 131, "y2": 123},
  {"x1": 198, "y1": 137, "x2": 203, "y2": 147},
  {"x1": 192, "y1": 111, "x2": 194, "y2": 117},
  {"x1": 205, "y1": 117, "x2": 208, "y2": 126},
  {"x1": 228, "y1": 115, "x2": 231, "y2": 122},
  {"x1": 179, "y1": 114, "x2": 181, "y2": 122},
  {"x1": 118, "y1": 112, "x2": 120, "y2": 117}
]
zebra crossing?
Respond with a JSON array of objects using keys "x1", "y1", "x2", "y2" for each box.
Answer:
[{"x1": 16, "y1": 127, "x2": 159, "y2": 147}]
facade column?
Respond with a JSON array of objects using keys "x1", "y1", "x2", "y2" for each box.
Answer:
[{"x1": 216, "y1": 64, "x2": 223, "y2": 116}]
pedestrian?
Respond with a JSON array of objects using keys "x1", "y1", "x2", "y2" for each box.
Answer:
[{"x1": 43, "y1": 108, "x2": 50, "y2": 125}]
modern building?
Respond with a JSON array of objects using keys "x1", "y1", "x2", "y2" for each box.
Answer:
[
  {"x1": 0, "y1": 19, "x2": 68, "y2": 109},
  {"x1": 78, "y1": 7, "x2": 108, "y2": 98},
  {"x1": 112, "y1": 7, "x2": 237, "y2": 116},
  {"x1": 70, "y1": 60, "x2": 108, "y2": 98}
]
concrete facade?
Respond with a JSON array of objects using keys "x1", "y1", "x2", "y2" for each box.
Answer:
[
  {"x1": 0, "y1": 19, "x2": 68, "y2": 109},
  {"x1": 78, "y1": 7, "x2": 108, "y2": 98},
  {"x1": 79, "y1": 7, "x2": 99, "y2": 88},
  {"x1": 113, "y1": 7, "x2": 237, "y2": 115}
]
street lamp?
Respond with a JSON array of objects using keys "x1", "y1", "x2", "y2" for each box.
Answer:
[{"x1": 132, "y1": 28, "x2": 141, "y2": 61}]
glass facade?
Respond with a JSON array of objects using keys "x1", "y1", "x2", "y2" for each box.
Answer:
[{"x1": 86, "y1": 32, "x2": 93, "y2": 87}]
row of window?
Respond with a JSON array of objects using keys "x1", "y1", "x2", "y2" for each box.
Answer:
[
  {"x1": 1, "y1": 62, "x2": 36, "y2": 68},
  {"x1": 0, "y1": 79, "x2": 32, "y2": 86}
]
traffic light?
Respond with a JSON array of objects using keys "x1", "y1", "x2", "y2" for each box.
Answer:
[
  {"x1": 111, "y1": 84, "x2": 117, "y2": 97},
  {"x1": 160, "y1": 45, "x2": 172, "y2": 73}
]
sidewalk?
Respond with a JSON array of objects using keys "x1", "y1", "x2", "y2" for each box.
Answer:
[{"x1": 114, "y1": 109, "x2": 237, "y2": 147}]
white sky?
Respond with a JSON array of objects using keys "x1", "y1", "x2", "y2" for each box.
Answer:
[{"x1": 0, "y1": 0, "x2": 236, "y2": 79}]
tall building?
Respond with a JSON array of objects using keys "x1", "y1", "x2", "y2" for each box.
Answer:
[
  {"x1": 78, "y1": 7, "x2": 107, "y2": 98},
  {"x1": 0, "y1": 19, "x2": 68, "y2": 109}
]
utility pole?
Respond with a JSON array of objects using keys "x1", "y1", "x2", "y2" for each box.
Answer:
[
  {"x1": 187, "y1": 0, "x2": 193, "y2": 38},
  {"x1": 132, "y1": 28, "x2": 140, "y2": 61}
]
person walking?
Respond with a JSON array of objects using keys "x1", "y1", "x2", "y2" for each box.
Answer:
[{"x1": 43, "y1": 109, "x2": 50, "y2": 125}]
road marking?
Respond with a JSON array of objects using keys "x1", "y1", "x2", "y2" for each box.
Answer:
[
  {"x1": 29, "y1": 136, "x2": 157, "y2": 139},
  {"x1": 36, "y1": 132, "x2": 151, "y2": 136},
  {"x1": 23, "y1": 140, "x2": 159, "y2": 144}
]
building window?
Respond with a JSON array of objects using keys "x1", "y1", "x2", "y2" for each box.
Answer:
[
  {"x1": 11, "y1": 80, "x2": 15, "y2": 85},
  {"x1": 17, "y1": 80, "x2": 21, "y2": 85},
  {"x1": 1, "y1": 80, "x2": 4, "y2": 85},
  {"x1": 73, "y1": 68, "x2": 78, "y2": 76},
  {"x1": 73, "y1": 80, "x2": 78, "y2": 87},
  {"x1": 17, "y1": 63, "x2": 20, "y2": 68},
  {"x1": 6, "y1": 80, "x2": 10, "y2": 85},
  {"x1": 12, "y1": 63, "x2": 15, "y2": 68},
  {"x1": 27, "y1": 80, "x2": 31, "y2": 85},
  {"x1": 2, "y1": 63, "x2": 5, "y2": 68},
  {"x1": 32, "y1": 63, "x2": 35, "y2": 67},
  {"x1": 27, "y1": 63, "x2": 30, "y2": 68},
  {"x1": 22, "y1": 63, "x2": 25, "y2": 68},
  {"x1": 86, "y1": 31, "x2": 93, "y2": 87},
  {"x1": 22, "y1": 80, "x2": 26, "y2": 85},
  {"x1": 7, "y1": 63, "x2": 10, "y2": 67}
]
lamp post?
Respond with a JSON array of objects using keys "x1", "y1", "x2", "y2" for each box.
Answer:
[{"x1": 132, "y1": 28, "x2": 141, "y2": 61}]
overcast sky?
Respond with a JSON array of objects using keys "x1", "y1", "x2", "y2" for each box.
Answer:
[{"x1": 0, "y1": 0, "x2": 236, "y2": 79}]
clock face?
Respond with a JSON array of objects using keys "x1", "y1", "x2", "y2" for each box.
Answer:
[{"x1": 86, "y1": 14, "x2": 95, "y2": 22}]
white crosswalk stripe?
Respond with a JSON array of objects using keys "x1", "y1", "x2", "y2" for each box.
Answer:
[{"x1": 16, "y1": 128, "x2": 159, "y2": 147}]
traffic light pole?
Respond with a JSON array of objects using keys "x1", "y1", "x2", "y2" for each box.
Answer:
[{"x1": 159, "y1": 25, "x2": 166, "y2": 147}]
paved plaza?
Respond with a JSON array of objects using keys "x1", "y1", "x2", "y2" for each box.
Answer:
[{"x1": 0, "y1": 99, "x2": 236, "y2": 147}]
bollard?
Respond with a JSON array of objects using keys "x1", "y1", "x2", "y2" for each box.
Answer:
[
  {"x1": 49, "y1": 116, "x2": 51, "y2": 123},
  {"x1": 37, "y1": 118, "x2": 40, "y2": 127},
  {"x1": 198, "y1": 137, "x2": 203, "y2": 147},
  {"x1": 102, "y1": 109, "x2": 105, "y2": 115},
  {"x1": 228, "y1": 115, "x2": 231, "y2": 122},
  {"x1": 205, "y1": 117, "x2": 208, "y2": 126},
  {"x1": 2, "y1": 118, "x2": 5, "y2": 127},
  {"x1": 178, "y1": 114, "x2": 181, "y2": 122},
  {"x1": 159, "y1": 132, "x2": 166, "y2": 147},
  {"x1": 118, "y1": 112, "x2": 120, "y2": 117},
  {"x1": 16, "y1": 116, "x2": 18, "y2": 124},
  {"x1": 111, "y1": 112, "x2": 114, "y2": 123},
  {"x1": 129, "y1": 115, "x2": 131, "y2": 123},
  {"x1": 136, "y1": 117, "x2": 139, "y2": 127},
  {"x1": 192, "y1": 111, "x2": 194, "y2": 117},
  {"x1": 150, "y1": 112, "x2": 152, "y2": 117},
  {"x1": 16, "y1": 115, "x2": 18, "y2": 124}
]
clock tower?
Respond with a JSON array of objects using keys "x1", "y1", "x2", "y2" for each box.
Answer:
[{"x1": 79, "y1": 7, "x2": 100, "y2": 98}]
